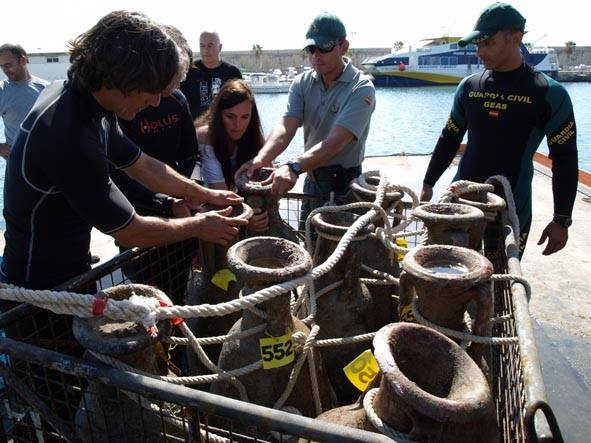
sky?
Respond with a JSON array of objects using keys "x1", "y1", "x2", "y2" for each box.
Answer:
[{"x1": 0, "y1": 0, "x2": 587, "y2": 53}]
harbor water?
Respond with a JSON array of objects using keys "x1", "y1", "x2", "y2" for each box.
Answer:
[{"x1": 1, "y1": 83, "x2": 590, "y2": 231}]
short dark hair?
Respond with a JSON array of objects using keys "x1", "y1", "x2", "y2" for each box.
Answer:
[
  {"x1": 0, "y1": 43, "x2": 27, "y2": 58},
  {"x1": 67, "y1": 10, "x2": 179, "y2": 94}
]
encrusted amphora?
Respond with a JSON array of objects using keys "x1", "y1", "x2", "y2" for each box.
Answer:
[
  {"x1": 211, "y1": 236, "x2": 334, "y2": 417},
  {"x1": 398, "y1": 244, "x2": 494, "y2": 362},
  {"x1": 235, "y1": 167, "x2": 299, "y2": 243},
  {"x1": 448, "y1": 180, "x2": 507, "y2": 220},
  {"x1": 185, "y1": 202, "x2": 253, "y2": 378},
  {"x1": 316, "y1": 322, "x2": 498, "y2": 442},
  {"x1": 310, "y1": 210, "x2": 379, "y2": 406},
  {"x1": 346, "y1": 170, "x2": 405, "y2": 326},
  {"x1": 412, "y1": 202, "x2": 487, "y2": 251},
  {"x1": 73, "y1": 284, "x2": 185, "y2": 441}
]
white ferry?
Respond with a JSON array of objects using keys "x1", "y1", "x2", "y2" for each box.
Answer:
[{"x1": 361, "y1": 36, "x2": 560, "y2": 87}]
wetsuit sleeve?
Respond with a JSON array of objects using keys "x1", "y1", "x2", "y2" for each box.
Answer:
[
  {"x1": 423, "y1": 81, "x2": 468, "y2": 186},
  {"x1": 109, "y1": 122, "x2": 142, "y2": 169},
  {"x1": 545, "y1": 83, "x2": 578, "y2": 217},
  {"x1": 111, "y1": 169, "x2": 174, "y2": 217}
]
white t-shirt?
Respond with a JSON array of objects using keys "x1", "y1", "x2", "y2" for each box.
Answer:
[{"x1": 199, "y1": 143, "x2": 238, "y2": 186}]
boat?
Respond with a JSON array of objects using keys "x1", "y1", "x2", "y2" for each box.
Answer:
[
  {"x1": 244, "y1": 71, "x2": 292, "y2": 94},
  {"x1": 361, "y1": 36, "x2": 560, "y2": 87}
]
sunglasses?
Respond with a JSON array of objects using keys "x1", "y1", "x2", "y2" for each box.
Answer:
[{"x1": 305, "y1": 43, "x2": 338, "y2": 55}]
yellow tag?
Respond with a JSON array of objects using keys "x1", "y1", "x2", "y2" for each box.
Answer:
[
  {"x1": 259, "y1": 333, "x2": 295, "y2": 369},
  {"x1": 211, "y1": 268, "x2": 236, "y2": 291},
  {"x1": 399, "y1": 303, "x2": 416, "y2": 322},
  {"x1": 343, "y1": 349, "x2": 379, "y2": 392},
  {"x1": 395, "y1": 238, "x2": 408, "y2": 261}
]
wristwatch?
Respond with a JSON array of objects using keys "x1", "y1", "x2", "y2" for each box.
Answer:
[
  {"x1": 553, "y1": 214, "x2": 572, "y2": 228},
  {"x1": 286, "y1": 160, "x2": 304, "y2": 176}
]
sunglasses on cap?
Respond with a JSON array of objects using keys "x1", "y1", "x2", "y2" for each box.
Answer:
[{"x1": 305, "y1": 42, "x2": 339, "y2": 55}]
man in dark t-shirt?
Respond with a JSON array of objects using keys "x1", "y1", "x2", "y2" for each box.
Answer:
[
  {"x1": 180, "y1": 31, "x2": 242, "y2": 117},
  {"x1": 114, "y1": 89, "x2": 200, "y2": 305},
  {"x1": 421, "y1": 3, "x2": 578, "y2": 257}
]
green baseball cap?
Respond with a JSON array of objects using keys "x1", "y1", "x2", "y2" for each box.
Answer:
[
  {"x1": 458, "y1": 2, "x2": 526, "y2": 47},
  {"x1": 304, "y1": 13, "x2": 346, "y2": 51}
]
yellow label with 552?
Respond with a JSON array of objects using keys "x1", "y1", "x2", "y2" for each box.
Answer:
[
  {"x1": 343, "y1": 349, "x2": 380, "y2": 391},
  {"x1": 259, "y1": 333, "x2": 295, "y2": 369}
]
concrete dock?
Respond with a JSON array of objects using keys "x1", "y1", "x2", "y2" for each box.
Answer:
[{"x1": 1, "y1": 153, "x2": 589, "y2": 441}]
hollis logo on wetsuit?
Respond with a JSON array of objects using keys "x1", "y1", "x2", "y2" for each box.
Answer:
[{"x1": 139, "y1": 114, "x2": 181, "y2": 134}]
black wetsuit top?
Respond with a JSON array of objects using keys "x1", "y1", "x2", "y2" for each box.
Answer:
[
  {"x1": 1, "y1": 81, "x2": 138, "y2": 289},
  {"x1": 114, "y1": 90, "x2": 199, "y2": 216},
  {"x1": 180, "y1": 60, "x2": 242, "y2": 117},
  {"x1": 423, "y1": 63, "x2": 578, "y2": 227}
]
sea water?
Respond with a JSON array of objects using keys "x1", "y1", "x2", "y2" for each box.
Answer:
[{"x1": 1, "y1": 83, "x2": 590, "y2": 231}]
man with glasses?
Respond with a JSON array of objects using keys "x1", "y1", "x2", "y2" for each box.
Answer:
[
  {"x1": 236, "y1": 12, "x2": 375, "y2": 225},
  {"x1": 0, "y1": 43, "x2": 49, "y2": 160}
]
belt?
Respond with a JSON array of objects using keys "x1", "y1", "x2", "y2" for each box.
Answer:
[{"x1": 308, "y1": 164, "x2": 361, "y2": 183}]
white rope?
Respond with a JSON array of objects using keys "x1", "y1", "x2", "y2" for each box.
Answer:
[
  {"x1": 363, "y1": 388, "x2": 415, "y2": 441},
  {"x1": 485, "y1": 175, "x2": 520, "y2": 239},
  {"x1": 199, "y1": 428, "x2": 233, "y2": 443},
  {"x1": 491, "y1": 273, "x2": 532, "y2": 299},
  {"x1": 411, "y1": 297, "x2": 518, "y2": 345}
]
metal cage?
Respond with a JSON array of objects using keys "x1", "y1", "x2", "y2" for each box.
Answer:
[{"x1": 0, "y1": 191, "x2": 562, "y2": 442}]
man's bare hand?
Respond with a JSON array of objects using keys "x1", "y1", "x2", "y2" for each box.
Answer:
[
  {"x1": 171, "y1": 199, "x2": 193, "y2": 218},
  {"x1": 194, "y1": 206, "x2": 248, "y2": 245},
  {"x1": 269, "y1": 164, "x2": 297, "y2": 197},
  {"x1": 198, "y1": 188, "x2": 244, "y2": 208},
  {"x1": 537, "y1": 221, "x2": 569, "y2": 256},
  {"x1": 234, "y1": 156, "x2": 271, "y2": 180},
  {"x1": 247, "y1": 208, "x2": 269, "y2": 232},
  {"x1": 0, "y1": 143, "x2": 11, "y2": 160},
  {"x1": 420, "y1": 184, "x2": 433, "y2": 202}
]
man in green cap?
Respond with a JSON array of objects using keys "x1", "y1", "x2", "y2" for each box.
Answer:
[
  {"x1": 421, "y1": 2, "x2": 578, "y2": 258},
  {"x1": 236, "y1": 12, "x2": 376, "y2": 225}
]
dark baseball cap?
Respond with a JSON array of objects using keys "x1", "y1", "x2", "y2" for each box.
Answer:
[
  {"x1": 458, "y1": 2, "x2": 526, "y2": 47},
  {"x1": 303, "y1": 13, "x2": 346, "y2": 51}
]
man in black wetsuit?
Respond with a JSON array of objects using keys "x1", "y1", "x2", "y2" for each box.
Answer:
[
  {"x1": 420, "y1": 2, "x2": 578, "y2": 257},
  {"x1": 1, "y1": 11, "x2": 248, "y2": 292}
]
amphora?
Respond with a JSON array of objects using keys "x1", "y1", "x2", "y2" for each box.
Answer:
[
  {"x1": 73, "y1": 284, "x2": 185, "y2": 442},
  {"x1": 185, "y1": 202, "x2": 253, "y2": 379},
  {"x1": 211, "y1": 236, "x2": 335, "y2": 417},
  {"x1": 398, "y1": 244, "x2": 494, "y2": 362},
  {"x1": 316, "y1": 322, "x2": 498, "y2": 442},
  {"x1": 346, "y1": 170, "x2": 405, "y2": 326},
  {"x1": 310, "y1": 210, "x2": 379, "y2": 406},
  {"x1": 235, "y1": 167, "x2": 299, "y2": 243},
  {"x1": 412, "y1": 202, "x2": 486, "y2": 251}
]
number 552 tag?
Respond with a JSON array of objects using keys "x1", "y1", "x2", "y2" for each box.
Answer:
[
  {"x1": 259, "y1": 333, "x2": 295, "y2": 369},
  {"x1": 343, "y1": 349, "x2": 379, "y2": 391}
]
